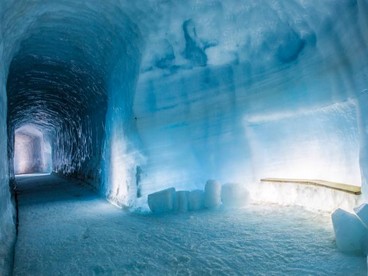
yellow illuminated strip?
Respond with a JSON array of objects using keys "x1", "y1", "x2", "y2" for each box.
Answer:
[{"x1": 260, "y1": 178, "x2": 361, "y2": 195}]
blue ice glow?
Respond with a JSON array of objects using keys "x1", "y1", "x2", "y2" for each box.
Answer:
[
  {"x1": 1, "y1": 1, "x2": 368, "y2": 273},
  {"x1": 2, "y1": 0, "x2": 367, "y2": 206}
]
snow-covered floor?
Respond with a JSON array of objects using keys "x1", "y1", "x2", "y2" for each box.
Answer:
[{"x1": 13, "y1": 175, "x2": 366, "y2": 275}]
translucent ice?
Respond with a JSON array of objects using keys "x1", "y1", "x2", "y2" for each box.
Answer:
[
  {"x1": 148, "y1": 188, "x2": 176, "y2": 214},
  {"x1": 204, "y1": 180, "x2": 221, "y2": 209},
  {"x1": 221, "y1": 183, "x2": 250, "y2": 208},
  {"x1": 354, "y1": 204, "x2": 368, "y2": 228},
  {"x1": 188, "y1": 190, "x2": 205, "y2": 211},
  {"x1": 331, "y1": 208, "x2": 368, "y2": 254},
  {"x1": 174, "y1": 191, "x2": 189, "y2": 212},
  {"x1": 2, "y1": 1, "x2": 368, "y2": 273}
]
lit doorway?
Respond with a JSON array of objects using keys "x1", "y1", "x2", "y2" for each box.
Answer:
[{"x1": 14, "y1": 125, "x2": 52, "y2": 175}]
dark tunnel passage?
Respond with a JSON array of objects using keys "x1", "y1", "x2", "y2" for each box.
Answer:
[
  {"x1": 5, "y1": 2, "x2": 143, "y2": 195},
  {"x1": 7, "y1": 43, "x2": 108, "y2": 179}
]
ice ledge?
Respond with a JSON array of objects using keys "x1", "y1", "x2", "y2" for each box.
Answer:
[
  {"x1": 253, "y1": 178, "x2": 362, "y2": 213},
  {"x1": 260, "y1": 178, "x2": 361, "y2": 195}
]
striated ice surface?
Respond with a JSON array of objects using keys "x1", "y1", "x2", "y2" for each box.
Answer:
[
  {"x1": 0, "y1": 0, "x2": 367, "y2": 207},
  {"x1": 1, "y1": 0, "x2": 368, "y2": 272}
]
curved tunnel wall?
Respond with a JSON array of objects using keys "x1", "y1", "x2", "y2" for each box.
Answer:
[
  {"x1": 0, "y1": 3, "x2": 143, "y2": 270},
  {"x1": 1, "y1": 0, "x2": 368, "y2": 273},
  {"x1": 4, "y1": 1, "x2": 143, "y2": 199}
]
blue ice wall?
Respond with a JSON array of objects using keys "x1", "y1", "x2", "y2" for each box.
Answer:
[
  {"x1": 100, "y1": 25, "x2": 143, "y2": 206},
  {"x1": 132, "y1": 0, "x2": 368, "y2": 200},
  {"x1": 1, "y1": 3, "x2": 368, "y2": 270},
  {"x1": 0, "y1": 13, "x2": 16, "y2": 275},
  {"x1": 0, "y1": 2, "x2": 141, "y2": 269}
]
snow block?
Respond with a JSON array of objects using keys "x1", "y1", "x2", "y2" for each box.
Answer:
[
  {"x1": 174, "y1": 191, "x2": 190, "y2": 212},
  {"x1": 188, "y1": 190, "x2": 205, "y2": 211},
  {"x1": 354, "y1": 204, "x2": 368, "y2": 228},
  {"x1": 221, "y1": 183, "x2": 250, "y2": 208},
  {"x1": 331, "y1": 208, "x2": 368, "y2": 254},
  {"x1": 204, "y1": 180, "x2": 221, "y2": 209},
  {"x1": 148, "y1": 188, "x2": 176, "y2": 214}
]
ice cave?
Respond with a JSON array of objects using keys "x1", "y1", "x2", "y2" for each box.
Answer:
[{"x1": 1, "y1": 0, "x2": 368, "y2": 275}]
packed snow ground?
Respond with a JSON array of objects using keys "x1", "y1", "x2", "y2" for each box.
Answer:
[{"x1": 13, "y1": 174, "x2": 366, "y2": 275}]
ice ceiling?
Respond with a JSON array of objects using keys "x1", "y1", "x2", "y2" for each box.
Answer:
[{"x1": 1, "y1": 2, "x2": 368, "y2": 269}]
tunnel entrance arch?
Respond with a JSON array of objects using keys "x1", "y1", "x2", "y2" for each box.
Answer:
[{"x1": 5, "y1": 1, "x2": 144, "y2": 206}]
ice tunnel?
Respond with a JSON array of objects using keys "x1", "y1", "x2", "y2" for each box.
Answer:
[
  {"x1": 13, "y1": 125, "x2": 51, "y2": 175},
  {"x1": 1, "y1": 0, "x2": 368, "y2": 274},
  {"x1": 5, "y1": 0, "x2": 143, "y2": 198}
]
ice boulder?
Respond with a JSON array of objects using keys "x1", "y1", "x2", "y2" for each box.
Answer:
[
  {"x1": 331, "y1": 208, "x2": 368, "y2": 254},
  {"x1": 354, "y1": 204, "x2": 368, "y2": 228},
  {"x1": 204, "y1": 180, "x2": 221, "y2": 209},
  {"x1": 174, "y1": 191, "x2": 189, "y2": 212},
  {"x1": 188, "y1": 190, "x2": 205, "y2": 211},
  {"x1": 148, "y1": 188, "x2": 176, "y2": 214},
  {"x1": 221, "y1": 183, "x2": 250, "y2": 208}
]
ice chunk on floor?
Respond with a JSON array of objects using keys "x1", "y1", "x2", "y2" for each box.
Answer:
[
  {"x1": 354, "y1": 204, "x2": 368, "y2": 228},
  {"x1": 130, "y1": 196, "x2": 151, "y2": 214},
  {"x1": 332, "y1": 208, "x2": 368, "y2": 254},
  {"x1": 188, "y1": 190, "x2": 205, "y2": 211},
  {"x1": 221, "y1": 183, "x2": 250, "y2": 208},
  {"x1": 148, "y1": 188, "x2": 176, "y2": 214},
  {"x1": 204, "y1": 180, "x2": 221, "y2": 209},
  {"x1": 174, "y1": 191, "x2": 189, "y2": 212}
]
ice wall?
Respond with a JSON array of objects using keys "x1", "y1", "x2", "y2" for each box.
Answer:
[
  {"x1": 0, "y1": 1, "x2": 142, "y2": 272},
  {"x1": 134, "y1": 0, "x2": 368, "y2": 199},
  {"x1": 0, "y1": 4, "x2": 16, "y2": 274},
  {"x1": 1, "y1": 1, "x2": 368, "y2": 271},
  {"x1": 3, "y1": 1, "x2": 144, "y2": 200}
]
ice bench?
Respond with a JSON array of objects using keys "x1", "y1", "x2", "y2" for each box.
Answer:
[{"x1": 260, "y1": 178, "x2": 361, "y2": 195}]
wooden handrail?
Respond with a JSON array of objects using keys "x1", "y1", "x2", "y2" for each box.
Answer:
[{"x1": 260, "y1": 178, "x2": 361, "y2": 195}]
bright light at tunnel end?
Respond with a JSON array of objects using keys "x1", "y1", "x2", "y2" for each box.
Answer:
[{"x1": 14, "y1": 124, "x2": 52, "y2": 175}]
